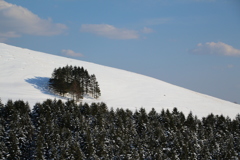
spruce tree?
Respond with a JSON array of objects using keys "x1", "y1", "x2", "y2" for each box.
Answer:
[{"x1": 49, "y1": 65, "x2": 101, "y2": 100}]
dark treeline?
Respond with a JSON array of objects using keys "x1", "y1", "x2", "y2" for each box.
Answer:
[
  {"x1": 0, "y1": 99, "x2": 240, "y2": 159},
  {"x1": 49, "y1": 65, "x2": 101, "y2": 101}
]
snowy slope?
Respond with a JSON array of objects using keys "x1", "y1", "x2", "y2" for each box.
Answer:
[{"x1": 0, "y1": 43, "x2": 239, "y2": 118}]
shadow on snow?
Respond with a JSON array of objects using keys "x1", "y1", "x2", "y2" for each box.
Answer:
[
  {"x1": 25, "y1": 76, "x2": 66, "y2": 100},
  {"x1": 25, "y1": 77, "x2": 94, "y2": 101}
]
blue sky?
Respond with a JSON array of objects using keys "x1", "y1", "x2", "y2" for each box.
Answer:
[{"x1": 1, "y1": 0, "x2": 240, "y2": 103}]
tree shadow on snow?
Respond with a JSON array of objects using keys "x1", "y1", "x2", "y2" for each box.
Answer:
[
  {"x1": 25, "y1": 76, "x2": 96, "y2": 101},
  {"x1": 25, "y1": 77, "x2": 65, "y2": 99}
]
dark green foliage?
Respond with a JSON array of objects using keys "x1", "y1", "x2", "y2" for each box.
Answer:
[
  {"x1": 1, "y1": 100, "x2": 34, "y2": 159},
  {"x1": 0, "y1": 99, "x2": 240, "y2": 159},
  {"x1": 49, "y1": 65, "x2": 101, "y2": 101}
]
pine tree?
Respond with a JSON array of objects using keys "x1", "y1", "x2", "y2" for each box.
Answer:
[
  {"x1": 185, "y1": 111, "x2": 196, "y2": 131},
  {"x1": 35, "y1": 134, "x2": 45, "y2": 160},
  {"x1": 0, "y1": 103, "x2": 8, "y2": 159},
  {"x1": 49, "y1": 65, "x2": 101, "y2": 100}
]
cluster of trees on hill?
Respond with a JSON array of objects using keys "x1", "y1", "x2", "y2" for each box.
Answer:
[
  {"x1": 49, "y1": 65, "x2": 101, "y2": 101},
  {"x1": 0, "y1": 99, "x2": 240, "y2": 159}
]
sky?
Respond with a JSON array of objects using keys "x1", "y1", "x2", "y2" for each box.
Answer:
[{"x1": 0, "y1": 0, "x2": 240, "y2": 104}]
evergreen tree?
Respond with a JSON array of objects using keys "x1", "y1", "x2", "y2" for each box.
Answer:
[
  {"x1": 1, "y1": 99, "x2": 240, "y2": 159},
  {"x1": 0, "y1": 102, "x2": 8, "y2": 159},
  {"x1": 49, "y1": 65, "x2": 101, "y2": 101}
]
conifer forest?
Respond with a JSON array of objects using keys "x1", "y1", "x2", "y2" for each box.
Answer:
[{"x1": 0, "y1": 99, "x2": 240, "y2": 159}]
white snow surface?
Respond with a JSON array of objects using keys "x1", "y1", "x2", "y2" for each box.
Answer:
[{"x1": 0, "y1": 43, "x2": 239, "y2": 118}]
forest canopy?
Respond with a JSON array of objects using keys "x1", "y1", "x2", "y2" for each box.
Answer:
[
  {"x1": 0, "y1": 99, "x2": 240, "y2": 159},
  {"x1": 49, "y1": 65, "x2": 101, "y2": 101}
]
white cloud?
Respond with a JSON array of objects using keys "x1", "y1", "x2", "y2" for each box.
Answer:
[
  {"x1": 190, "y1": 42, "x2": 240, "y2": 57},
  {"x1": 0, "y1": 0, "x2": 67, "y2": 40},
  {"x1": 141, "y1": 27, "x2": 154, "y2": 34},
  {"x1": 0, "y1": 31, "x2": 20, "y2": 42},
  {"x1": 80, "y1": 24, "x2": 139, "y2": 40},
  {"x1": 61, "y1": 49, "x2": 83, "y2": 57}
]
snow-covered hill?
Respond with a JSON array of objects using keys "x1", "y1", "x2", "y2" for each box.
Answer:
[{"x1": 0, "y1": 43, "x2": 239, "y2": 118}]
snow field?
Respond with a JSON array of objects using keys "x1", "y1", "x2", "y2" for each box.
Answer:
[{"x1": 0, "y1": 43, "x2": 239, "y2": 118}]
